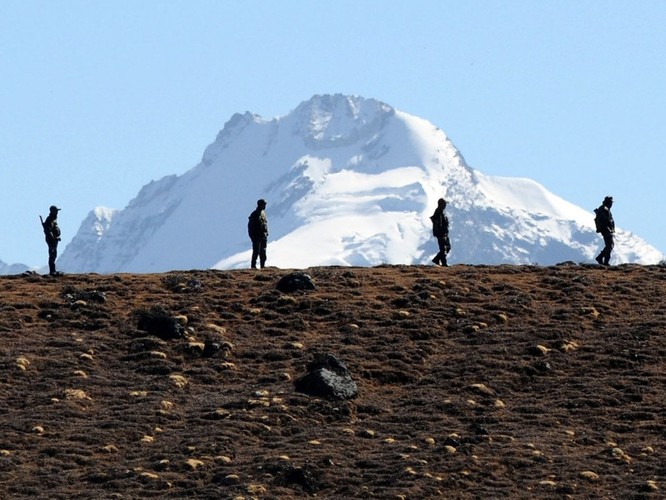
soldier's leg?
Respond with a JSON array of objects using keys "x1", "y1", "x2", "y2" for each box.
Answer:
[
  {"x1": 602, "y1": 233, "x2": 614, "y2": 265},
  {"x1": 259, "y1": 237, "x2": 267, "y2": 268},
  {"x1": 251, "y1": 239, "x2": 260, "y2": 268},
  {"x1": 48, "y1": 245, "x2": 57, "y2": 275}
]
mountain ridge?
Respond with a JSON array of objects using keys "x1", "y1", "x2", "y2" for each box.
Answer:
[{"x1": 5, "y1": 94, "x2": 661, "y2": 274}]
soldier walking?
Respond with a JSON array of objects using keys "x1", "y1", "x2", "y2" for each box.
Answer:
[
  {"x1": 594, "y1": 196, "x2": 615, "y2": 266},
  {"x1": 430, "y1": 198, "x2": 451, "y2": 266}
]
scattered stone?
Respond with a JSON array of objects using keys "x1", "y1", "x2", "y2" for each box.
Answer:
[
  {"x1": 65, "y1": 389, "x2": 91, "y2": 400},
  {"x1": 169, "y1": 374, "x2": 189, "y2": 389},
  {"x1": 206, "y1": 323, "x2": 227, "y2": 336},
  {"x1": 173, "y1": 314, "x2": 189, "y2": 325},
  {"x1": 468, "y1": 383, "x2": 495, "y2": 396},
  {"x1": 579, "y1": 306, "x2": 600, "y2": 319},
  {"x1": 141, "y1": 435, "x2": 154, "y2": 443},
  {"x1": 359, "y1": 429, "x2": 376, "y2": 439},
  {"x1": 186, "y1": 458, "x2": 205, "y2": 470},
  {"x1": 141, "y1": 472, "x2": 162, "y2": 482},
  {"x1": 528, "y1": 345, "x2": 550, "y2": 357},
  {"x1": 272, "y1": 463, "x2": 323, "y2": 494},
  {"x1": 102, "y1": 444, "x2": 119, "y2": 453},
  {"x1": 135, "y1": 307, "x2": 185, "y2": 340},
  {"x1": 294, "y1": 354, "x2": 358, "y2": 400},
  {"x1": 276, "y1": 272, "x2": 316, "y2": 293},
  {"x1": 247, "y1": 484, "x2": 267, "y2": 495},
  {"x1": 611, "y1": 447, "x2": 632, "y2": 464},
  {"x1": 559, "y1": 340, "x2": 579, "y2": 353},
  {"x1": 202, "y1": 340, "x2": 229, "y2": 358},
  {"x1": 645, "y1": 480, "x2": 659, "y2": 491},
  {"x1": 15, "y1": 357, "x2": 30, "y2": 371},
  {"x1": 580, "y1": 471, "x2": 599, "y2": 481},
  {"x1": 32, "y1": 426, "x2": 44, "y2": 434}
]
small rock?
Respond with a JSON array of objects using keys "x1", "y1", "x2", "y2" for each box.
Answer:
[
  {"x1": 468, "y1": 383, "x2": 494, "y2": 396},
  {"x1": 206, "y1": 323, "x2": 227, "y2": 336},
  {"x1": 580, "y1": 470, "x2": 599, "y2": 481},
  {"x1": 528, "y1": 345, "x2": 550, "y2": 357},
  {"x1": 247, "y1": 484, "x2": 267, "y2": 495},
  {"x1": 65, "y1": 389, "x2": 91, "y2": 400},
  {"x1": 496, "y1": 313, "x2": 509, "y2": 323},
  {"x1": 186, "y1": 459, "x2": 205, "y2": 470},
  {"x1": 15, "y1": 357, "x2": 30, "y2": 371},
  {"x1": 169, "y1": 374, "x2": 188, "y2": 388}
]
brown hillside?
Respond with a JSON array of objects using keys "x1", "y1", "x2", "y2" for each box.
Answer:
[{"x1": 1, "y1": 264, "x2": 664, "y2": 499}]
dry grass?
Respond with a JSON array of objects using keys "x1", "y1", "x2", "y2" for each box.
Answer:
[{"x1": 0, "y1": 264, "x2": 664, "y2": 498}]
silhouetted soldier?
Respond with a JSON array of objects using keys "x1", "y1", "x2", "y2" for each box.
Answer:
[
  {"x1": 40, "y1": 205, "x2": 62, "y2": 276},
  {"x1": 430, "y1": 198, "x2": 451, "y2": 266},
  {"x1": 594, "y1": 196, "x2": 615, "y2": 266},
  {"x1": 248, "y1": 199, "x2": 268, "y2": 269}
]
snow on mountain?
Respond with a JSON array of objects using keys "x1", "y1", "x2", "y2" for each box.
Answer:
[{"x1": 58, "y1": 94, "x2": 663, "y2": 273}]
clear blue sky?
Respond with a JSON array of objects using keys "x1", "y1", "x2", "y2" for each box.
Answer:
[{"x1": 2, "y1": 0, "x2": 665, "y2": 268}]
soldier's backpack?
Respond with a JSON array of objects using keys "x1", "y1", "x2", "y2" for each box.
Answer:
[{"x1": 593, "y1": 208, "x2": 603, "y2": 233}]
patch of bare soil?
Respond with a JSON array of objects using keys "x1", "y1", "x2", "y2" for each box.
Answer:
[{"x1": 0, "y1": 264, "x2": 664, "y2": 498}]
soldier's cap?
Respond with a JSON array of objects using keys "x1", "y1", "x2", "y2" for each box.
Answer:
[
  {"x1": 603, "y1": 196, "x2": 613, "y2": 203},
  {"x1": 257, "y1": 199, "x2": 267, "y2": 207},
  {"x1": 49, "y1": 205, "x2": 61, "y2": 213}
]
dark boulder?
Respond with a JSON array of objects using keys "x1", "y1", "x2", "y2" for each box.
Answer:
[
  {"x1": 294, "y1": 354, "x2": 358, "y2": 400},
  {"x1": 135, "y1": 307, "x2": 184, "y2": 340},
  {"x1": 276, "y1": 272, "x2": 316, "y2": 293}
]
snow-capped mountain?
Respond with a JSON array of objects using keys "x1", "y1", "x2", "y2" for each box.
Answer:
[{"x1": 57, "y1": 94, "x2": 663, "y2": 273}]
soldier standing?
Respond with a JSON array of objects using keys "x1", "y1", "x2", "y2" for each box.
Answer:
[
  {"x1": 594, "y1": 196, "x2": 615, "y2": 266},
  {"x1": 430, "y1": 198, "x2": 451, "y2": 266},
  {"x1": 248, "y1": 199, "x2": 268, "y2": 269},
  {"x1": 41, "y1": 205, "x2": 62, "y2": 276}
]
